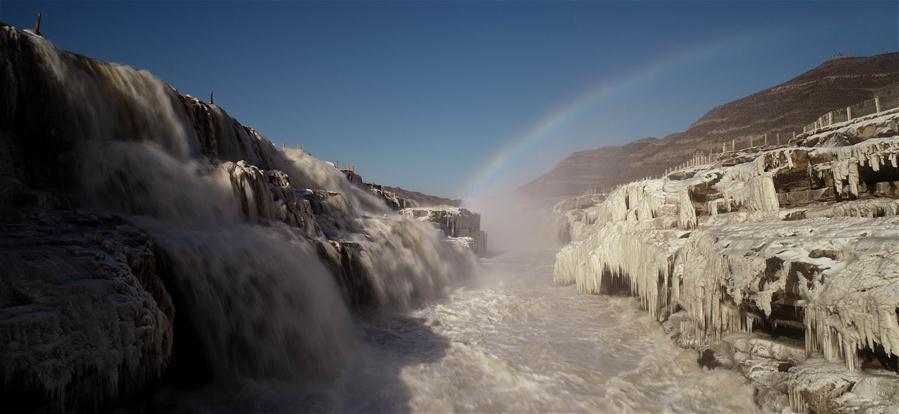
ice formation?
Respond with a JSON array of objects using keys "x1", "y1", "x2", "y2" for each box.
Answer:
[
  {"x1": 401, "y1": 206, "x2": 488, "y2": 255},
  {"x1": 0, "y1": 24, "x2": 477, "y2": 410},
  {"x1": 553, "y1": 106, "x2": 899, "y2": 411}
]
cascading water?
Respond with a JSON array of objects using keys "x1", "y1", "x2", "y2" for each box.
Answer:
[
  {"x1": 2, "y1": 25, "x2": 762, "y2": 413},
  {"x1": 1, "y1": 26, "x2": 476, "y2": 390}
]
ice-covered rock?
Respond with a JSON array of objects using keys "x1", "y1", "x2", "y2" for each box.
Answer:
[
  {"x1": 793, "y1": 107, "x2": 899, "y2": 148},
  {"x1": 0, "y1": 211, "x2": 173, "y2": 412},
  {"x1": 401, "y1": 207, "x2": 488, "y2": 255},
  {"x1": 553, "y1": 108, "x2": 899, "y2": 411},
  {"x1": 339, "y1": 167, "x2": 419, "y2": 210},
  {"x1": 0, "y1": 22, "x2": 478, "y2": 410}
]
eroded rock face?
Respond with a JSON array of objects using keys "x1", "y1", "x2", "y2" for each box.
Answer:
[
  {"x1": 0, "y1": 22, "x2": 478, "y2": 411},
  {"x1": 552, "y1": 110, "x2": 899, "y2": 411},
  {"x1": 401, "y1": 207, "x2": 488, "y2": 255},
  {"x1": 0, "y1": 210, "x2": 173, "y2": 413},
  {"x1": 339, "y1": 167, "x2": 423, "y2": 211}
]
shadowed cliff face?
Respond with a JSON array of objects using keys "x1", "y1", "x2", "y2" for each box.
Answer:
[
  {"x1": 520, "y1": 53, "x2": 899, "y2": 203},
  {"x1": 0, "y1": 23, "x2": 476, "y2": 412}
]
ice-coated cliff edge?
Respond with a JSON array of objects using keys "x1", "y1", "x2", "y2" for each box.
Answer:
[
  {"x1": 401, "y1": 207, "x2": 488, "y2": 255},
  {"x1": 553, "y1": 106, "x2": 899, "y2": 412},
  {"x1": 340, "y1": 167, "x2": 488, "y2": 255},
  {"x1": 0, "y1": 24, "x2": 478, "y2": 412}
]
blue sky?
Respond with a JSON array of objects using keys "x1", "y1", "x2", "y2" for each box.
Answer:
[{"x1": 2, "y1": 1, "x2": 897, "y2": 198}]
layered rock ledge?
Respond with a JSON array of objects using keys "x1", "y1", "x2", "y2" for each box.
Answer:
[
  {"x1": 0, "y1": 23, "x2": 479, "y2": 411},
  {"x1": 553, "y1": 106, "x2": 899, "y2": 412},
  {"x1": 0, "y1": 211, "x2": 173, "y2": 413},
  {"x1": 401, "y1": 207, "x2": 488, "y2": 255}
]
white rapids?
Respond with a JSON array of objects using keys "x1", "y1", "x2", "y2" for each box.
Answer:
[{"x1": 165, "y1": 251, "x2": 760, "y2": 413}]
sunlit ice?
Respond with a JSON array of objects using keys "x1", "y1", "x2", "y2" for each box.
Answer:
[{"x1": 1, "y1": 1, "x2": 897, "y2": 413}]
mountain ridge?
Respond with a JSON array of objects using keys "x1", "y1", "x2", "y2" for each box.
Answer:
[{"x1": 519, "y1": 52, "x2": 899, "y2": 202}]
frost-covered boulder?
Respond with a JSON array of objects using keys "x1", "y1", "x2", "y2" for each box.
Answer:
[
  {"x1": 0, "y1": 211, "x2": 173, "y2": 412},
  {"x1": 552, "y1": 108, "x2": 899, "y2": 411}
]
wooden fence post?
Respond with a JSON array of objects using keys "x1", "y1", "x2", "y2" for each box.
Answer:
[
  {"x1": 34, "y1": 12, "x2": 42, "y2": 35},
  {"x1": 846, "y1": 106, "x2": 853, "y2": 121},
  {"x1": 875, "y1": 96, "x2": 882, "y2": 113}
]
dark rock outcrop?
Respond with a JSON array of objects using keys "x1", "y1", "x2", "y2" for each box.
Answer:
[
  {"x1": 0, "y1": 22, "x2": 477, "y2": 412},
  {"x1": 380, "y1": 185, "x2": 461, "y2": 207},
  {"x1": 340, "y1": 167, "x2": 459, "y2": 210},
  {"x1": 0, "y1": 210, "x2": 173, "y2": 413}
]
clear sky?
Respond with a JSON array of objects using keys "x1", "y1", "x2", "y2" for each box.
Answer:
[{"x1": 2, "y1": 1, "x2": 897, "y2": 198}]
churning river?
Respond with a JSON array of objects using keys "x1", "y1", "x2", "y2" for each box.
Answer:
[
  {"x1": 12, "y1": 27, "x2": 765, "y2": 414},
  {"x1": 160, "y1": 251, "x2": 760, "y2": 413}
]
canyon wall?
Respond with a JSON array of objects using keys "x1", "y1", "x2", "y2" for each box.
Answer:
[
  {"x1": 0, "y1": 24, "x2": 476, "y2": 412},
  {"x1": 553, "y1": 108, "x2": 899, "y2": 412}
]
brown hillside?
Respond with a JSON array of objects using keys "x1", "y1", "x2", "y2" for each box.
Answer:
[{"x1": 520, "y1": 52, "x2": 899, "y2": 201}]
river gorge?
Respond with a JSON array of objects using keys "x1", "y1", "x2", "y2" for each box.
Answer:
[{"x1": 2, "y1": 17, "x2": 899, "y2": 413}]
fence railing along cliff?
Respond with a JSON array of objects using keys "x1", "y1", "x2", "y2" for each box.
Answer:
[
  {"x1": 581, "y1": 86, "x2": 899, "y2": 195},
  {"x1": 802, "y1": 87, "x2": 899, "y2": 134},
  {"x1": 663, "y1": 86, "x2": 899, "y2": 176}
]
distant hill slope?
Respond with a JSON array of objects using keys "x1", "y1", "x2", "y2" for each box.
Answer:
[
  {"x1": 519, "y1": 52, "x2": 899, "y2": 201},
  {"x1": 382, "y1": 185, "x2": 461, "y2": 207},
  {"x1": 340, "y1": 168, "x2": 460, "y2": 207}
]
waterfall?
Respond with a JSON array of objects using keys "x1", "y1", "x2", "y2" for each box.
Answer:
[{"x1": 1, "y1": 26, "x2": 476, "y2": 385}]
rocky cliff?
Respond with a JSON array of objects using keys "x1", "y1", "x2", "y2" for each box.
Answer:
[
  {"x1": 341, "y1": 168, "x2": 461, "y2": 210},
  {"x1": 0, "y1": 24, "x2": 477, "y2": 412},
  {"x1": 522, "y1": 53, "x2": 899, "y2": 202},
  {"x1": 339, "y1": 168, "x2": 485, "y2": 254},
  {"x1": 401, "y1": 207, "x2": 488, "y2": 255},
  {"x1": 552, "y1": 107, "x2": 899, "y2": 411},
  {"x1": 381, "y1": 185, "x2": 461, "y2": 207}
]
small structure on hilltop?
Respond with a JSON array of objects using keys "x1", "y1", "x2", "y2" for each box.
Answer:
[{"x1": 33, "y1": 12, "x2": 42, "y2": 36}]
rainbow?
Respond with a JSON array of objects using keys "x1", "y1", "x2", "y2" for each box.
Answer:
[{"x1": 458, "y1": 35, "x2": 750, "y2": 200}]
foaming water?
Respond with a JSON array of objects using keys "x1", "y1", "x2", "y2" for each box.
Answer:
[
  {"x1": 148, "y1": 223, "x2": 355, "y2": 380},
  {"x1": 13, "y1": 29, "x2": 475, "y2": 388},
  {"x1": 386, "y1": 251, "x2": 758, "y2": 413},
  {"x1": 177, "y1": 251, "x2": 758, "y2": 413},
  {"x1": 13, "y1": 29, "x2": 756, "y2": 412}
]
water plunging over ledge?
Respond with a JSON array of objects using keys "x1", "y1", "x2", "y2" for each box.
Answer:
[{"x1": 145, "y1": 251, "x2": 758, "y2": 413}]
